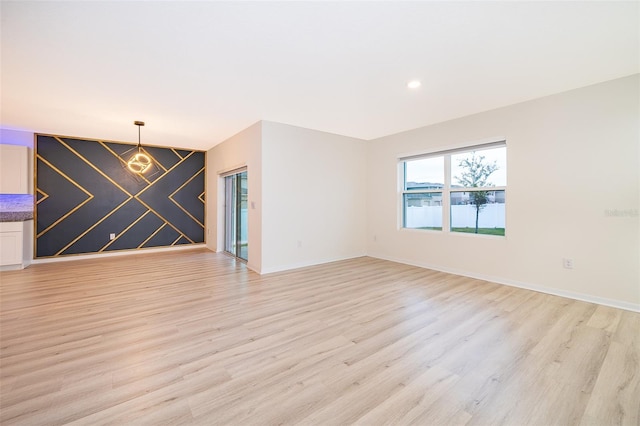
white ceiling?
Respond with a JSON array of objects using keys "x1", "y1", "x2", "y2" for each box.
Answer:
[{"x1": 1, "y1": 1, "x2": 638, "y2": 151}]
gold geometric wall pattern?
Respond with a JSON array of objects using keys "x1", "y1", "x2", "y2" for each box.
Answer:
[{"x1": 36, "y1": 134, "x2": 205, "y2": 258}]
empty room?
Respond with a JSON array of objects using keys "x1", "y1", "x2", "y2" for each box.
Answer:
[{"x1": 0, "y1": 1, "x2": 638, "y2": 425}]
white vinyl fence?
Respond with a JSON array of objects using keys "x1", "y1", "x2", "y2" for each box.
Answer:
[{"x1": 406, "y1": 204, "x2": 505, "y2": 229}]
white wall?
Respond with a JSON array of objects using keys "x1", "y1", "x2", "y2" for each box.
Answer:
[
  {"x1": 367, "y1": 74, "x2": 639, "y2": 310},
  {"x1": 260, "y1": 121, "x2": 367, "y2": 273},
  {"x1": 206, "y1": 122, "x2": 262, "y2": 272}
]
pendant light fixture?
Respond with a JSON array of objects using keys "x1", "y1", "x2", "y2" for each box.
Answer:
[{"x1": 127, "y1": 120, "x2": 152, "y2": 174}]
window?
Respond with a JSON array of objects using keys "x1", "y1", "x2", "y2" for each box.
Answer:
[
  {"x1": 403, "y1": 156, "x2": 444, "y2": 230},
  {"x1": 401, "y1": 142, "x2": 506, "y2": 236}
]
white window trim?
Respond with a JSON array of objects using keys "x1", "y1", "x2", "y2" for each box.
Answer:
[
  {"x1": 400, "y1": 140, "x2": 506, "y2": 162},
  {"x1": 400, "y1": 141, "x2": 506, "y2": 236}
]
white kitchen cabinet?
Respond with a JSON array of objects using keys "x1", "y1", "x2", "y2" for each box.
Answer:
[
  {"x1": 0, "y1": 220, "x2": 32, "y2": 270},
  {"x1": 0, "y1": 144, "x2": 30, "y2": 194}
]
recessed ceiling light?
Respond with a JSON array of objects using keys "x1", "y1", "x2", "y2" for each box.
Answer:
[{"x1": 407, "y1": 80, "x2": 421, "y2": 89}]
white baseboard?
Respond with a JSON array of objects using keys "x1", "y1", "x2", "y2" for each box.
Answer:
[
  {"x1": 259, "y1": 253, "x2": 367, "y2": 275},
  {"x1": 0, "y1": 264, "x2": 25, "y2": 271},
  {"x1": 368, "y1": 253, "x2": 640, "y2": 313},
  {"x1": 31, "y1": 244, "x2": 209, "y2": 264}
]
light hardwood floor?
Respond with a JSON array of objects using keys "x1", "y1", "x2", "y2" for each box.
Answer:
[{"x1": 0, "y1": 248, "x2": 638, "y2": 425}]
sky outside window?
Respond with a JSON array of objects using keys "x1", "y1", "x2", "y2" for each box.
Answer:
[{"x1": 405, "y1": 156, "x2": 444, "y2": 186}]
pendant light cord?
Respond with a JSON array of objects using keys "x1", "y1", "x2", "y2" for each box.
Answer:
[
  {"x1": 128, "y1": 120, "x2": 151, "y2": 174},
  {"x1": 134, "y1": 120, "x2": 145, "y2": 152}
]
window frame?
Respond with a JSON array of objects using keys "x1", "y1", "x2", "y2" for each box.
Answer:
[{"x1": 400, "y1": 141, "x2": 507, "y2": 236}]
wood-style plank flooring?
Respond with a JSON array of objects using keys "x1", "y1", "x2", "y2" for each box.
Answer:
[{"x1": 1, "y1": 248, "x2": 638, "y2": 425}]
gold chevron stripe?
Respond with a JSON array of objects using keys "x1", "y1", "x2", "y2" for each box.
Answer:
[
  {"x1": 99, "y1": 210, "x2": 152, "y2": 252},
  {"x1": 135, "y1": 151, "x2": 195, "y2": 198},
  {"x1": 138, "y1": 222, "x2": 167, "y2": 249},
  {"x1": 35, "y1": 155, "x2": 94, "y2": 238},
  {"x1": 54, "y1": 196, "x2": 133, "y2": 256},
  {"x1": 132, "y1": 196, "x2": 196, "y2": 244},
  {"x1": 36, "y1": 188, "x2": 50, "y2": 205},
  {"x1": 198, "y1": 192, "x2": 205, "y2": 203},
  {"x1": 171, "y1": 235, "x2": 183, "y2": 246},
  {"x1": 55, "y1": 137, "x2": 133, "y2": 198},
  {"x1": 36, "y1": 155, "x2": 93, "y2": 198},
  {"x1": 168, "y1": 167, "x2": 205, "y2": 228},
  {"x1": 170, "y1": 167, "x2": 204, "y2": 197},
  {"x1": 171, "y1": 148, "x2": 184, "y2": 159}
]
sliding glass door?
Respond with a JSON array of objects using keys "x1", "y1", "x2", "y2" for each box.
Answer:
[{"x1": 224, "y1": 170, "x2": 248, "y2": 261}]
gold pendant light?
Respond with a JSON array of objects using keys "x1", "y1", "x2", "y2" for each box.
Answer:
[{"x1": 127, "y1": 121, "x2": 152, "y2": 174}]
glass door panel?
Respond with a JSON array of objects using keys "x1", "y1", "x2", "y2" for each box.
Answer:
[
  {"x1": 224, "y1": 170, "x2": 248, "y2": 261},
  {"x1": 237, "y1": 171, "x2": 248, "y2": 261}
]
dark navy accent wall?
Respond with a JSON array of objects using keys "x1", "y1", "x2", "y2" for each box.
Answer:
[{"x1": 35, "y1": 134, "x2": 205, "y2": 258}]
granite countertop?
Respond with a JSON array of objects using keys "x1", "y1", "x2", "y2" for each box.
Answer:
[{"x1": 0, "y1": 194, "x2": 34, "y2": 222}]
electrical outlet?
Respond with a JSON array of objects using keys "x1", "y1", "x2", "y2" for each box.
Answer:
[
  {"x1": 563, "y1": 258, "x2": 574, "y2": 269},
  {"x1": 109, "y1": 233, "x2": 116, "y2": 240}
]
